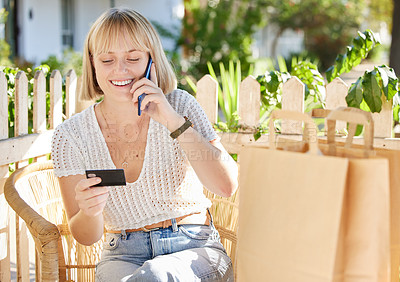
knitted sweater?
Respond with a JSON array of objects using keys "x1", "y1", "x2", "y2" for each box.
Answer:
[{"x1": 51, "y1": 89, "x2": 217, "y2": 230}]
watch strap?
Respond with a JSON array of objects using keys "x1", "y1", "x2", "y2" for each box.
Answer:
[{"x1": 170, "y1": 117, "x2": 193, "y2": 139}]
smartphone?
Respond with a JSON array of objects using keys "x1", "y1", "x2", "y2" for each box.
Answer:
[
  {"x1": 138, "y1": 56, "x2": 153, "y2": 116},
  {"x1": 85, "y1": 169, "x2": 127, "y2": 187}
]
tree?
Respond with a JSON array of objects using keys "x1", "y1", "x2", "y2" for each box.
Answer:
[
  {"x1": 368, "y1": 0, "x2": 393, "y2": 31},
  {"x1": 389, "y1": 0, "x2": 400, "y2": 75},
  {"x1": 0, "y1": 8, "x2": 11, "y2": 66},
  {"x1": 179, "y1": 0, "x2": 269, "y2": 80},
  {"x1": 267, "y1": 0, "x2": 365, "y2": 69}
]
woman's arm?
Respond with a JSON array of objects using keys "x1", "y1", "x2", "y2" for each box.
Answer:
[
  {"x1": 58, "y1": 174, "x2": 109, "y2": 245},
  {"x1": 166, "y1": 116, "x2": 238, "y2": 198},
  {"x1": 130, "y1": 64, "x2": 238, "y2": 197}
]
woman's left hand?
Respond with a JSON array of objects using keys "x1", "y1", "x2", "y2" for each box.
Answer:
[{"x1": 130, "y1": 64, "x2": 181, "y2": 128}]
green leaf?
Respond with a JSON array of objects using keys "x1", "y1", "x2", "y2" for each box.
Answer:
[
  {"x1": 393, "y1": 104, "x2": 400, "y2": 122},
  {"x1": 346, "y1": 77, "x2": 363, "y2": 108},
  {"x1": 185, "y1": 76, "x2": 197, "y2": 93},
  {"x1": 280, "y1": 72, "x2": 291, "y2": 83},
  {"x1": 265, "y1": 71, "x2": 281, "y2": 93},
  {"x1": 376, "y1": 65, "x2": 399, "y2": 100},
  {"x1": 325, "y1": 30, "x2": 381, "y2": 79},
  {"x1": 254, "y1": 130, "x2": 262, "y2": 141},
  {"x1": 353, "y1": 33, "x2": 365, "y2": 52},
  {"x1": 354, "y1": 124, "x2": 364, "y2": 136},
  {"x1": 325, "y1": 66, "x2": 336, "y2": 83},
  {"x1": 207, "y1": 61, "x2": 217, "y2": 78},
  {"x1": 362, "y1": 70, "x2": 382, "y2": 113},
  {"x1": 364, "y1": 29, "x2": 381, "y2": 51},
  {"x1": 335, "y1": 54, "x2": 346, "y2": 75},
  {"x1": 277, "y1": 55, "x2": 288, "y2": 72},
  {"x1": 304, "y1": 84, "x2": 310, "y2": 99},
  {"x1": 359, "y1": 99, "x2": 371, "y2": 112},
  {"x1": 346, "y1": 47, "x2": 361, "y2": 69}
]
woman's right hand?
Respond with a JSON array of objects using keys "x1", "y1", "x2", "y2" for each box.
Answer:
[{"x1": 74, "y1": 177, "x2": 110, "y2": 217}]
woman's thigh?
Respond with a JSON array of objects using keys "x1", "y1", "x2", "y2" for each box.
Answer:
[
  {"x1": 95, "y1": 232, "x2": 151, "y2": 282},
  {"x1": 96, "y1": 224, "x2": 234, "y2": 281},
  {"x1": 126, "y1": 247, "x2": 234, "y2": 282},
  {"x1": 96, "y1": 260, "x2": 141, "y2": 282}
]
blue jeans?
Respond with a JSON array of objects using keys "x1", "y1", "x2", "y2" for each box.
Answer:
[{"x1": 95, "y1": 217, "x2": 234, "y2": 281}]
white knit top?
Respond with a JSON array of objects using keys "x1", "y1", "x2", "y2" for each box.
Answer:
[{"x1": 51, "y1": 89, "x2": 217, "y2": 230}]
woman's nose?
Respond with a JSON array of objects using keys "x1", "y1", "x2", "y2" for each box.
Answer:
[{"x1": 115, "y1": 59, "x2": 128, "y2": 73}]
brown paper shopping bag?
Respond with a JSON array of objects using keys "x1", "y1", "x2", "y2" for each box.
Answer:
[
  {"x1": 238, "y1": 109, "x2": 390, "y2": 282},
  {"x1": 309, "y1": 107, "x2": 399, "y2": 281},
  {"x1": 375, "y1": 148, "x2": 400, "y2": 282},
  {"x1": 323, "y1": 107, "x2": 397, "y2": 282}
]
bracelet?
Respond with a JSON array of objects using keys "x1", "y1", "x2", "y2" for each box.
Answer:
[{"x1": 170, "y1": 116, "x2": 193, "y2": 139}]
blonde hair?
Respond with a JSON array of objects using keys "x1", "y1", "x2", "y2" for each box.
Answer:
[{"x1": 80, "y1": 8, "x2": 177, "y2": 100}]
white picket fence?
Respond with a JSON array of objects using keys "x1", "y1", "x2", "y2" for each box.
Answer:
[
  {"x1": 0, "y1": 69, "x2": 92, "y2": 281},
  {"x1": 196, "y1": 74, "x2": 399, "y2": 152},
  {"x1": 0, "y1": 70, "x2": 398, "y2": 281}
]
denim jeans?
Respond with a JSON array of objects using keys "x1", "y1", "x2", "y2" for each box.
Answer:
[{"x1": 95, "y1": 217, "x2": 234, "y2": 282}]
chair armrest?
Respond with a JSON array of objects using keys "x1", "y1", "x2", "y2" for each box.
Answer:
[
  {"x1": 4, "y1": 161, "x2": 61, "y2": 281},
  {"x1": 4, "y1": 161, "x2": 60, "y2": 242}
]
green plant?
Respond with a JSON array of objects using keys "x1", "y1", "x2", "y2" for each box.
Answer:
[
  {"x1": 325, "y1": 30, "x2": 400, "y2": 121},
  {"x1": 40, "y1": 48, "x2": 83, "y2": 76},
  {"x1": 326, "y1": 29, "x2": 381, "y2": 83},
  {"x1": 255, "y1": 30, "x2": 399, "y2": 139},
  {"x1": 257, "y1": 69, "x2": 290, "y2": 121},
  {"x1": 186, "y1": 60, "x2": 253, "y2": 132},
  {"x1": 0, "y1": 8, "x2": 11, "y2": 66},
  {"x1": 257, "y1": 56, "x2": 325, "y2": 120},
  {"x1": 2, "y1": 65, "x2": 58, "y2": 138},
  {"x1": 180, "y1": 0, "x2": 268, "y2": 80},
  {"x1": 346, "y1": 65, "x2": 399, "y2": 113}
]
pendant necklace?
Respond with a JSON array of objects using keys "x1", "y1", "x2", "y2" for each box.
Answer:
[{"x1": 99, "y1": 102, "x2": 144, "y2": 170}]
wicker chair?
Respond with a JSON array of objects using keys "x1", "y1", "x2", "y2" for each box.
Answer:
[{"x1": 4, "y1": 160, "x2": 238, "y2": 281}]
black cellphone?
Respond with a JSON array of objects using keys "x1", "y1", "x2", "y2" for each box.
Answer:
[
  {"x1": 85, "y1": 169, "x2": 127, "y2": 187},
  {"x1": 138, "y1": 56, "x2": 153, "y2": 116}
]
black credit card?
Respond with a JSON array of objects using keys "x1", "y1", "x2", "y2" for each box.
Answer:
[{"x1": 85, "y1": 169, "x2": 127, "y2": 187}]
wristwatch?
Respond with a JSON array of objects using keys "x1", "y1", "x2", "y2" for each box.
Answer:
[{"x1": 170, "y1": 116, "x2": 193, "y2": 139}]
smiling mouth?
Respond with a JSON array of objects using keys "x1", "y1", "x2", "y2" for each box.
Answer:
[{"x1": 111, "y1": 79, "x2": 133, "y2": 86}]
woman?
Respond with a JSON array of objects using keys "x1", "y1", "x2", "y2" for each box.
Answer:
[{"x1": 51, "y1": 7, "x2": 238, "y2": 282}]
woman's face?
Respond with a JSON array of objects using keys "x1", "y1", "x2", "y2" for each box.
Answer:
[{"x1": 92, "y1": 32, "x2": 150, "y2": 102}]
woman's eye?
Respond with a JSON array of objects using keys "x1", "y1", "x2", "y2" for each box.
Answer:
[
  {"x1": 101, "y1": 59, "x2": 113, "y2": 63},
  {"x1": 127, "y1": 58, "x2": 139, "y2": 62}
]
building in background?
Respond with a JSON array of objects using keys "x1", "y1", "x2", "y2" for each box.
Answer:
[
  {"x1": 1, "y1": 0, "x2": 390, "y2": 68},
  {"x1": 253, "y1": 24, "x2": 304, "y2": 60},
  {"x1": 2, "y1": 0, "x2": 184, "y2": 65}
]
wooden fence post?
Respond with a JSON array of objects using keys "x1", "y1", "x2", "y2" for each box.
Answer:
[
  {"x1": 238, "y1": 76, "x2": 260, "y2": 130},
  {"x1": 281, "y1": 76, "x2": 304, "y2": 134},
  {"x1": 33, "y1": 70, "x2": 47, "y2": 133},
  {"x1": 50, "y1": 70, "x2": 63, "y2": 129},
  {"x1": 0, "y1": 71, "x2": 11, "y2": 282},
  {"x1": 15, "y1": 71, "x2": 29, "y2": 138},
  {"x1": 325, "y1": 78, "x2": 393, "y2": 138},
  {"x1": 373, "y1": 96, "x2": 393, "y2": 138},
  {"x1": 66, "y1": 69, "x2": 77, "y2": 119},
  {"x1": 196, "y1": 75, "x2": 218, "y2": 124},
  {"x1": 325, "y1": 78, "x2": 349, "y2": 132},
  {"x1": 14, "y1": 70, "x2": 30, "y2": 281},
  {"x1": 33, "y1": 70, "x2": 48, "y2": 163}
]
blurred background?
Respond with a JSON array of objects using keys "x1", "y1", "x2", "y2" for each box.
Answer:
[{"x1": 0, "y1": 0, "x2": 398, "y2": 81}]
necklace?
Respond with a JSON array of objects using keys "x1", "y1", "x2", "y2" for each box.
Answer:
[{"x1": 99, "y1": 102, "x2": 145, "y2": 170}]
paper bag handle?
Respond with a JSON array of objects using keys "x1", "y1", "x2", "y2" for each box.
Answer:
[
  {"x1": 269, "y1": 109, "x2": 319, "y2": 155},
  {"x1": 326, "y1": 107, "x2": 374, "y2": 155}
]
